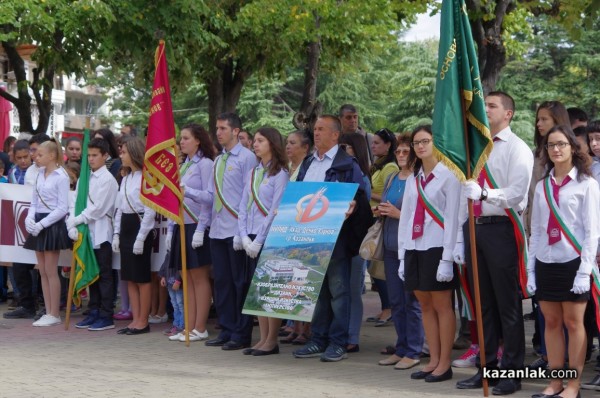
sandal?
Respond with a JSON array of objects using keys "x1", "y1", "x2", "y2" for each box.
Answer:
[
  {"x1": 380, "y1": 345, "x2": 395, "y2": 355},
  {"x1": 291, "y1": 333, "x2": 308, "y2": 345},
  {"x1": 279, "y1": 332, "x2": 298, "y2": 344}
]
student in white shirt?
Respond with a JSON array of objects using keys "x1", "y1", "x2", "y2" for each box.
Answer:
[
  {"x1": 397, "y1": 125, "x2": 461, "y2": 383},
  {"x1": 527, "y1": 125, "x2": 599, "y2": 398},
  {"x1": 24, "y1": 139, "x2": 71, "y2": 327},
  {"x1": 68, "y1": 138, "x2": 119, "y2": 331},
  {"x1": 112, "y1": 137, "x2": 156, "y2": 335}
]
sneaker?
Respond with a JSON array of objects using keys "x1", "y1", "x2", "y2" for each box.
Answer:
[
  {"x1": 88, "y1": 317, "x2": 115, "y2": 331},
  {"x1": 527, "y1": 356, "x2": 548, "y2": 370},
  {"x1": 75, "y1": 310, "x2": 99, "y2": 329},
  {"x1": 32, "y1": 314, "x2": 62, "y2": 327},
  {"x1": 71, "y1": 304, "x2": 81, "y2": 313},
  {"x1": 179, "y1": 329, "x2": 209, "y2": 342},
  {"x1": 163, "y1": 326, "x2": 181, "y2": 336},
  {"x1": 3, "y1": 306, "x2": 36, "y2": 319},
  {"x1": 148, "y1": 313, "x2": 168, "y2": 324},
  {"x1": 113, "y1": 310, "x2": 133, "y2": 321},
  {"x1": 293, "y1": 342, "x2": 325, "y2": 358},
  {"x1": 320, "y1": 344, "x2": 348, "y2": 362},
  {"x1": 452, "y1": 345, "x2": 479, "y2": 368},
  {"x1": 169, "y1": 331, "x2": 185, "y2": 341}
]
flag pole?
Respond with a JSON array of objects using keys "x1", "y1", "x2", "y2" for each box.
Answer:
[
  {"x1": 460, "y1": 99, "x2": 489, "y2": 397},
  {"x1": 175, "y1": 139, "x2": 190, "y2": 347}
]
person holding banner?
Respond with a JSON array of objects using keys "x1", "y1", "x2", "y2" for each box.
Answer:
[
  {"x1": 112, "y1": 137, "x2": 156, "y2": 335},
  {"x1": 166, "y1": 124, "x2": 215, "y2": 342},
  {"x1": 202, "y1": 113, "x2": 258, "y2": 350},
  {"x1": 238, "y1": 127, "x2": 289, "y2": 356},
  {"x1": 454, "y1": 92, "x2": 533, "y2": 395},
  {"x1": 527, "y1": 125, "x2": 599, "y2": 398},
  {"x1": 24, "y1": 139, "x2": 72, "y2": 327},
  {"x1": 397, "y1": 125, "x2": 460, "y2": 382}
]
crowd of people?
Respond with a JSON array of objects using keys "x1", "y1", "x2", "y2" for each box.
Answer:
[{"x1": 0, "y1": 95, "x2": 599, "y2": 397}]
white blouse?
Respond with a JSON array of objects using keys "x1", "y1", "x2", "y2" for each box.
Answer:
[
  {"x1": 113, "y1": 170, "x2": 157, "y2": 241},
  {"x1": 30, "y1": 166, "x2": 70, "y2": 228}
]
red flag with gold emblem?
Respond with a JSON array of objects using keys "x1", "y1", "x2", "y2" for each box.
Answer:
[{"x1": 140, "y1": 40, "x2": 183, "y2": 224}]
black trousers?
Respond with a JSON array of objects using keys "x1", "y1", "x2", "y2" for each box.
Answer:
[
  {"x1": 464, "y1": 220, "x2": 525, "y2": 369},
  {"x1": 88, "y1": 242, "x2": 114, "y2": 318},
  {"x1": 13, "y1": 263, "x2": 36, "y2": 311}
]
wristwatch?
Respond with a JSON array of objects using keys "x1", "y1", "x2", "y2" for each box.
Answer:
[{"x1": 480, "y1": 187, "x2": 488, "y2": 201}]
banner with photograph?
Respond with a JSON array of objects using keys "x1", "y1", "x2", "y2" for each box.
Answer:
[{"x1": 242, "y1": 181, "x2": 358, "y2": 322}]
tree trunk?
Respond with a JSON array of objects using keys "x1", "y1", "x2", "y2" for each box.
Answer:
[
  {"x1": 295, "y1": 12, "x2": 322, "y2": 131},
  {"x1": 0, "y1": 41, "x2": 35, "y2": 133}
]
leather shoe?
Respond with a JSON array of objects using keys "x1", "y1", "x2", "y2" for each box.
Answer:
[
  {"x1": 492, "y1": 379, "x2": 521, "y2": 395},
  {"x1": 205, "y1": 337, "x2": 229, "y2": 347},
  {"x1": 425, "y1": 368, "x2": 453, "y2": 383},
  {"x1": 581, "y1": 373, "x2": 600, "y2": 390},
  {"x1": 531, "y1": 388, "x2": 563, "y2": 398},
  {"x1": 126, "y1": 325, "x2": 150, "y2": 335},
  {"x1": 411, "y1": 370, "x2": 433, "y2": 380},
  {"x1": 242, "y1": 348, "x2": 255, "y2": 355},
  {"x1": 116, "y1": 327, "x2": 130, "y2": 335},
  {"x1": 222, "y1": 340, "x2": 250, "y2": 351},
  {"x1": 456, "y1": 371, "x2": 498, "y2": 389},
  {"x1": 252, "y1": 345, "x2": 280, "y2": 356}
]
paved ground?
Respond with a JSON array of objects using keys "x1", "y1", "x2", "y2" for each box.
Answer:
[{"x1": 0, "y1": 291, "x2": 597, "y2": 398}]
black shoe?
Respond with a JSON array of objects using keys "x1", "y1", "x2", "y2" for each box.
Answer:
[
  {"x1": 456, "y1": 371, "x2": 498, "y2": 389},
  {"x1": 532, "y1": 387, "x2": 563, "y2": 398},
  {"x1": 34, "y1": 309, "x2": 46, "y2": 321},
  {"x1": 411, "y1": 370, "x2": 433, "y2": 380},
  {"x1": 116, "y1": 327, "x2": 130, "y2": 335},
  {"x1": 205, "y1": 337, "x2": 229, "y2": 347},
  {"x1": 581, "y1": 373, "x2": 600, "y2": 390},
  {"x1": 222, "y1": 340, "x2": 250, "y2": 351},
  {"x1": 242, "y1": 348, "x2": 255, "y2": 355},
  {"x1": 126, "y1": 325, "x2": 150, "y2": 335},
  {"x1": 252, "y1": 345, "x2": 280, "y2": 356},
  {"x1": 425, "y1": 368, "x2": 453, "y2": 383},
  {"x1": 492, "y1": 379, "x2": 521, "y2": 395},
  {"x1": 347, "y1": 344, "x2": 360, "y2": 353},
  {"x1": 3, "y1": 306, "x2": 36, "y2": 319}
]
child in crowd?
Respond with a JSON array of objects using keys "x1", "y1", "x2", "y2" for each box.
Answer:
[
  {"x1": 159, "y1": 254, "x2": 184, "y2": 339},
  {"x1": 0, "y1": 160, "x2": 7, "y2": 182},
  {"x1": 69, "y1": 138, "x2": 118, "y2": 331}
]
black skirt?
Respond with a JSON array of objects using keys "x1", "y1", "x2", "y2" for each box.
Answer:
[
  {"x1": 120, "y1": 213, "x2": 153, "y2": 284},
  {"x1": 168, "y1": 224, "x2": 211, "y2": 271},
  {"x1": 24, "y1": 213, "x2": 72, "y2": 252},
  {"x1": 404, "y1": 247, "x2": 458, "y2": 292},
  {"x1": 535, "y1": 257, "x2": 590, "y2": 302}
]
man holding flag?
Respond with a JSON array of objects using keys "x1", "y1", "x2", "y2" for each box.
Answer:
[{"x1": 431, "y1": 0, "x2": 533, "y2": 395}]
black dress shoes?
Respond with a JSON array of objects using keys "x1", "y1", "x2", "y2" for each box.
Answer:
[
  {"x1": 205, "y1": 337, "x2": 229, "y2": 347},
  {"x1": 456, "y1": 371, "x2": 498, "y2": 389},
  {"x1": 492, "y1": 379, "x2": 521, "y2": 395},
  {"x1": 531, "y1": 387, "x2": 563, "y2": 398},
  {"x1": 411, "y1": 370, "x2": 433, "y2": 380},
  {"x1": 117, "y1": 327, "x2": 130, "y2": 335},
  {"x1": 222, "y1": 340, "x2": 250, "y2": 351},
  {"x1": 242, "y1": 348, "x2": 255, "y2": 355},
  {"x1": 252, "y1": 345, "x2": 280, "y2": 356},
  {"x1": 425, "y1": 368, "x2": 452, "y2": 383},
  {"x1": 126, "y1": 325, "x2": 150, "y2": 335}
]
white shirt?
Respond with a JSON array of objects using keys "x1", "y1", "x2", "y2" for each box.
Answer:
[
  {"x1": 457, "y1": 126, "x2": 534, "y2": 239},
  {"x1": 303, "y1": 145, "x2": 339, "y2": 182},
  {"x1": 70, "y1": 165, "x2": 118, "y2": 248},
  {"x1": 113, "y1": 170, "x2": 157, "y2": 241},
  {"x1": 528, "y1": 167, "x2": 600, "y2": 275},
  {"x1": 29, "y1": 166, "x2": 70, "y2": 228},
  {"x1": 25, "y1": 163, "x2": 40, "y2": 187},
  {"x1": 397, "y1": 162, "x2": 461, "y2": 262}
]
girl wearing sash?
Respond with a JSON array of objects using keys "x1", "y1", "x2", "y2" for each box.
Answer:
[
  {"x1": 167, "y1": 124, "x2": 215, "y2": 342},
  {"x1": 397, "y1": 125, "x2": 460, "y2": 382},
  {"x1": 527, "y1": 125, "x2": 599, "y2": 398},
  {"x1": 112, "y1": 137, "x2": 156, "y2": 335},
  {"x1": 239, "y1": 127, "x2": 289, "y2": 356},
  {"x1": 24, "y1": 139, "x2": 71, "y2": 326}
]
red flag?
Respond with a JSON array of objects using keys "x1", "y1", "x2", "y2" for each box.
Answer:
[{"x1": 140, "y1": 40, "x2": 183, "y2": 224}]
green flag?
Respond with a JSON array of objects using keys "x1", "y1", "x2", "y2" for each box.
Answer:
[
  {"x1": 72, "y1": 129, "x2": 99, "y2": 306},
  {"x1": 432, "y1": 0, "x2": 492, "y2": 181}
]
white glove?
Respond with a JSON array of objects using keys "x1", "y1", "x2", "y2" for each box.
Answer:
[
  {"x1": 463, "y1": 180, "x2": 483, "y2": 201},
  {"x1": 242, "y1": 236, "x2": 253, "y2": 252},
  {"x1": 246, "y1": 241, "x2": 263, "y2": 259},
  {"x1": 25, "y1": 217, "x2": 35, "y2": 233},
  {"x1": 112, "y1": 235, "x2": 120, "y2": 252},
  {"x1": 30, "y1": 222, "x2": 44, "y2": 237},
  {"x1": 436, "y1": 259, "x2": 454, "y2": 282},
  {"x1": 67, "y1": 215, "x2": 85, "y2": 230},
  {"x1": 526, "y1": 271, "x2": 536, "y2": 295},
  {"x1": 133, "y1": 239, "x2": 144, "y2": 255},
  {"x1": 68, "y1": 228, "x2": 79, "y2": 241},
  {"x1": 233, "y1": 235, "x2": 244, "y2": 251},
  {"x1": 571, "y1": 271, "x2": 590, "y2": 294},
  {"x1": 398, "y1": 260, "x2": 405, "y2": 281},
  {"x1": 453, "y1": 242, "x2": 465, "y2": 265},
  {"x1": 191, "y1": 230, "x2": 204, "y2": 248},
  {"x1": 166, "y1": 231, "x2": 173, "y2": 251}
]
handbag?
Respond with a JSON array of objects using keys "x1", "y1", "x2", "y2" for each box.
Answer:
[{"x1": 359, "y1": 218, "x2": 384, "y2": 261}]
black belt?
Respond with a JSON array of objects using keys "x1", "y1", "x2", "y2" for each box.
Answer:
[{"x1": 474, "y1": 216, "x2": 510, "y2": 225}]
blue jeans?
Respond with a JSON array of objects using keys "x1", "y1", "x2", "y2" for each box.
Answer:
[
  {"x1": 384, "y1": 248, "x2": 424, "y2": 358},
  {"x1": 348, "y1": 256, "x2": 366, "y2": 345},
  {"x1": 168, "y1": 286, "x2": 184, "y2": 330},
  {"x1": 311, "y1": 257, "x2": 351, "y2": 348}
]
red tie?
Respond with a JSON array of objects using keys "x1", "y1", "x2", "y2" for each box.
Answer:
[
  {"x1": 473, "y1": 137, "x2": 499, "y2": 218},
  {"x1": 412, "y1": 173, "x2": 435, "y2": 239},
  {"x1": 547, "y1": 176, "x2": 571, "y2": 245}
]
